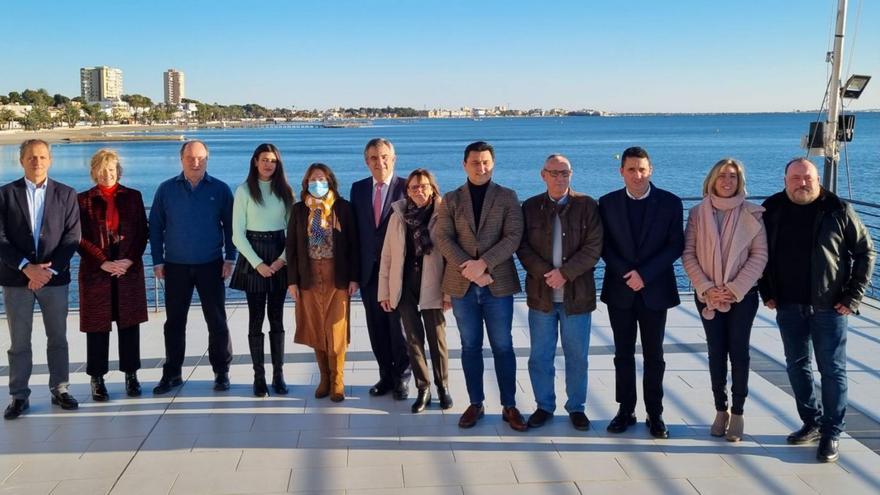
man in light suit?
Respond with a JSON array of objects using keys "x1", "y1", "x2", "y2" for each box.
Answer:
[
  {"x1": 435, "y1": 141, "x2": 527, "y2": 431},
  {"x1": 0, "y1": 139, "x2": 81, "y2": 419},
  {"x1": 350, "y1": 138, "x2": 410, "y2": 400},
  {"x1": 599, "y1": 146, "x2": 683, "y2": 439}
]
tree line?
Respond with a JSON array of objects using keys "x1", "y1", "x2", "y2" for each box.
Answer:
[{"x1": 0, "y1": 88, "x2": 429, "y2": 131}]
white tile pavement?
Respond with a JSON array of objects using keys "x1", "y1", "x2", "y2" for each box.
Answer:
[{"x1": 0, "y1": 299, "x2": 878, "y2": 493}]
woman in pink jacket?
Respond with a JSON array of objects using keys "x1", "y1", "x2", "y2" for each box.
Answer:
[{"x1": 682, "y1": 158, "x2": 768, "y2": 442}]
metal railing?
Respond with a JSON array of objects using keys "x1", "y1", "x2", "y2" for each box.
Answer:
[{"x1": 2, "y1": 196, "x2": 878, "y2": 314}]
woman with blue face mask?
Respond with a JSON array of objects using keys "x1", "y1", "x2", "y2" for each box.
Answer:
[{"x1": 286, "y1": 163, "x2": 360, "y2": 401}]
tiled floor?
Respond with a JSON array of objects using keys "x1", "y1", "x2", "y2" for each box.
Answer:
[{"x1": 1, "y1": 299, "x2": 880, "y2": 494}]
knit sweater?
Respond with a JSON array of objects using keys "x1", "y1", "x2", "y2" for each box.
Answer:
[{"x1": 232, "y1": 181, "x2": 290, "y2": 268}]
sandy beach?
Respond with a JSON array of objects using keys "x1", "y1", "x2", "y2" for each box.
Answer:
[{"x1": 0, "y1": 124, "x2": 190, "y2": 146}]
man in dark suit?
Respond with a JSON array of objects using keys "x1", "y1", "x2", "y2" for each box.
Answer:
[
  {"x1": 598, "y1": 146, "x2": 683, "y2": 439},
  {"x1": 350, "y1": 138, "x2": 410, "y2": 399},
  {"x1": 0, "y1": 139, "x2": 81, "y2": 419}
]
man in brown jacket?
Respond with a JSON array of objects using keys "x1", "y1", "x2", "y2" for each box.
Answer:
[
  {"x1": 435, "y1": 141, "x2": 526, "y2": 431},
  {"x1": 517, "y1": 154, "x2": 603, "y2": 431}
]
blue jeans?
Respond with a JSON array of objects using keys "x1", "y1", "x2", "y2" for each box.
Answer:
[
  {"x1": 528, "y1": 304, "x2": 591, "y2": 413},
  {"x1": 451, "y1": 285, "x2": 516, "y2": 407},
  {"x1": 776, "y1": 304, "x2": 848, "y2": 438}
]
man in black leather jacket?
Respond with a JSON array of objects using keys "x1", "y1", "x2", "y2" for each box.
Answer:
[{"x1": 759, "y1": 158, "x2": 875, "y2": 463}]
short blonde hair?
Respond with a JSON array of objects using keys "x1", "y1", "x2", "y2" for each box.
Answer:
[
  {"x1": 702, "y1": 158, "x2": 746, "y2": 197},
  {"x1": 89, "y1": 149, "x2": 123, "y2": 183}
]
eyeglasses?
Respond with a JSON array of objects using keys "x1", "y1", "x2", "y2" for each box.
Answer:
[
  {"x1": 543, "y1": 169, "x2": 571, "y2": 178},
  {"x1": 408, "y1": 184, "x2": 432, "y2": 192}
]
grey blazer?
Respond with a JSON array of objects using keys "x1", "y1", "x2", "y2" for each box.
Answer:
[{"x1": 435, "y1": 181, "x2": 523, "y2": 298}]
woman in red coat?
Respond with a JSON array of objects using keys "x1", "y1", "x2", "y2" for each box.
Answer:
[{"x1": 78, "y1": 149, "x2": 149, "y2": 401}]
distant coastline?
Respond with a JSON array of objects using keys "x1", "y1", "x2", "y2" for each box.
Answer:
[{"x1": 1, "y1": 110, "x2": 878, "y2": 147}]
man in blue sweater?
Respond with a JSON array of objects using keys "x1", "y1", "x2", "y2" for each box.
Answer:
[{"x1": 149, "y1": 140, "x2": 236, "y2": 394}]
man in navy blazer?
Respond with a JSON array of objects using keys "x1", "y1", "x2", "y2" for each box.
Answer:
[
  {"x1": 350, "y1": 138, "x2": 410, "y2": 399},
  {"x1": 598, "y1": 146, "x2": 683, "y2": 439},
  {"x1": 0, "y1": 139, "x2": 81, "y2": 419}
]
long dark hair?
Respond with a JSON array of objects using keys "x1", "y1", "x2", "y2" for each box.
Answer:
[
  {"x1": 247, "y1": 143, "x2": 294, "y2": 210},
  {"x1": 300, "y1": 163, "x2": 341, "y2": 201}
]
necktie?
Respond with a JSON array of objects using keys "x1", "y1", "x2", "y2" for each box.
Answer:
[{"x1": 373, "y1": 182, "x2": 384, "y2": 227}]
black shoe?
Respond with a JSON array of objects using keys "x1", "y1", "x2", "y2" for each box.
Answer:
[
  {"x1": 271, "y1": 372, "x2": 288, "y2": 395},
  {"x1": 392, "y1": 381, "x2": 409, "y2": 401},
  {"x1": 90, "y1": 376, "x2": 109, "y2": 402},
  {"x1": 607, "y1": 408, "x2": 637, "y2": 433},
  {"x1": 527, "y1": 408, "x2": 554, "y2": 428},
  {"x1": 152, "y1": 376, "x2": 183, "y2": 395},
  {"x1": 817, "y1": 436, "x2": 840, "y2": 463},
  {"x1": 411, "y1": 389, "x2": 431, "y2": 413},
  {"x1": 253, "y1": 375, "x2": 269, "y2": 397},
  {"x1": 125, "y1": 372, "x2": 142, "y2": 397},
  {"x1": 3, "y1": 399, "x2": 29, "y2": 420},
  {"x1": 437, "y1": 387, "x2": 453, "y2": 410},
  {"x1": 213, "y1": 372, "x2": 230, "y2": 391},
  {"x1": 569, "y1": 412, "x2": 591, "y2": 431},
  {"x1": 50, "y1": 391, "x2": 79, "y2": 410},
  {"x1": 787, "y1": 423, "x2": 821, "y2": 445},
  {"x1": 646, "y1": 415, "x2": 669, "y2": 439},
  {"x1": 369, "y1": 380, "x2": 391, "y2": 397}
]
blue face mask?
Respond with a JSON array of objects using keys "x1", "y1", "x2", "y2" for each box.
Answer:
[{"x1": 308, "y1": 180, "x2": 329, "y2": 198}]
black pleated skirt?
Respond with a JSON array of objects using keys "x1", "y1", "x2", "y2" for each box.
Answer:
[{"x1": 229, "y1": 230, "x2": 288, "y2": 293}]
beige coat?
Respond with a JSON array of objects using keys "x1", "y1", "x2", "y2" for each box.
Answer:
[
  {"x1": 434, "y1": 181, "x2": 523, "y2": 298},
  {"x1": 378, "y1": 199, "x2": 447, "y2": 310},
  {"x1": 682, "y1": 199, "x2": 768, "y2": 301}
]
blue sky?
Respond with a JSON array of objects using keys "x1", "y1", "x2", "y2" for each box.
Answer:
[{"x1": 2, "y1": 0, "x2": 878, "y2": 112}]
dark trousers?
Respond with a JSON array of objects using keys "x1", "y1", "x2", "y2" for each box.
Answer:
[
  {"x1": 695, "y1": 290, "x2": 758, "y2": 415},
  {"x1": 607, "y1": 294, "x2": 667, "y2": 416},
  {"x1": 245, "y1": 289, "x2": 286, "y2": 337},
  {"x1": 162, "y1": 259, "x2": 232, "y2": 378},
  {"x1": 360, "y1": 267, "x2": 410, "y2": 386},
  {"x1": 86, "y1": 327, "x2": 141, "y2": 376},
  {"x1": 400, "y1": 307, "x2": 447, "y2": 391}
]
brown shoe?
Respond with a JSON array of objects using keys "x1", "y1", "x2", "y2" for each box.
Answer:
[
  {"x1": 502, "y1": 406, "x2": 528, "y2": 432},
  {"x1": 710, "y1": 410, "x2": 730, "y2": 437},
  {"x1": 328, "y1": 351, "x2": 345, "y2": 402},
  {"x1": 726, "y1": 414, "x2": 744, "y2": 442},
  {"x1": 458, "y1": 403, "x2": 485, "y2": 428},
  {"x1": 314, "y1": 350, "x2": 330, "y2": 399}
]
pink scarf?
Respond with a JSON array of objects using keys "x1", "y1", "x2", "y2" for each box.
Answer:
[{"x1": 696, "y1": 192, "x2": 744, "y2": 320}]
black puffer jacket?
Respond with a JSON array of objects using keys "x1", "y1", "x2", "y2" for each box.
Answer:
[{"x1": 759, "y1": 189, "x2": 875, "y2": 312}]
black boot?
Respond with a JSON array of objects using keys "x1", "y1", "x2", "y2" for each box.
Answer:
[
  {"x1": 91, "y1": 375, "x2": 109, "y2": 402},
  {"x1": 125, "y1": 372, "x2": 142, "y2": 397},
  {"x1": 248, "y1": 334, "x2": 269, "y2": 397},
  {"x1": 269, "y1": 332, "x2": 288, "y2": 394}
]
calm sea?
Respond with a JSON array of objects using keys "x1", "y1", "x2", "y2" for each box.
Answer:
[
  {"x1": 2, "y1": 113, "x2": 879, "y2": 204},
  {"x1": 1, "y1": 114, "x2": 878, "y2": 309}
]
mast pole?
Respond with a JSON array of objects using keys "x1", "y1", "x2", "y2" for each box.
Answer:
[{"x1": 824, "y1": 0, "x2": 848, "y2": 193}]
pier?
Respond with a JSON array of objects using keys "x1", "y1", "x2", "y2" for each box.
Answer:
[{"x1": 1, "y1": 297, "x2": 880, "y2": 493}]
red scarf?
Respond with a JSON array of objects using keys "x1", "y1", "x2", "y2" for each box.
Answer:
[{"x1": 97, "y1": 183, "x2": 119, "y2": 234}]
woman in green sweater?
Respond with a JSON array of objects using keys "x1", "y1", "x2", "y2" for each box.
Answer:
[{"x1": 230, "y1": 143, "x2": 295, "y2": 396}]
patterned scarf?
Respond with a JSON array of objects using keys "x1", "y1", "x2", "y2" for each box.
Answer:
[
  {"x1": 402, "y1": 199, "x2": 434, "y2": 257},
  {"x1": 304, "y1": 190, "x2": 336, "y2": 246}
]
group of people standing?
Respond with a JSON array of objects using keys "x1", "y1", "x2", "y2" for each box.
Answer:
[{"x1": 1, "y1": 137, "x2": 873, "y2": 464}]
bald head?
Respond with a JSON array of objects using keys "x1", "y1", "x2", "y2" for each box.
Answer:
[
  {"x1": 784, "y1": 158, "x2": 820, "y2": 205},
  {"x1": 541, "y1": 154, "x2": 572, "y2": 200}
]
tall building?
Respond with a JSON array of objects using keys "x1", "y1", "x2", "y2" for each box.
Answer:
[
  {"x1": 163, "y1": 69, "x2": 185, "y2": 105},
  {"x1": 80, "y1": 66, "x2": 123, "y2": 102}
]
